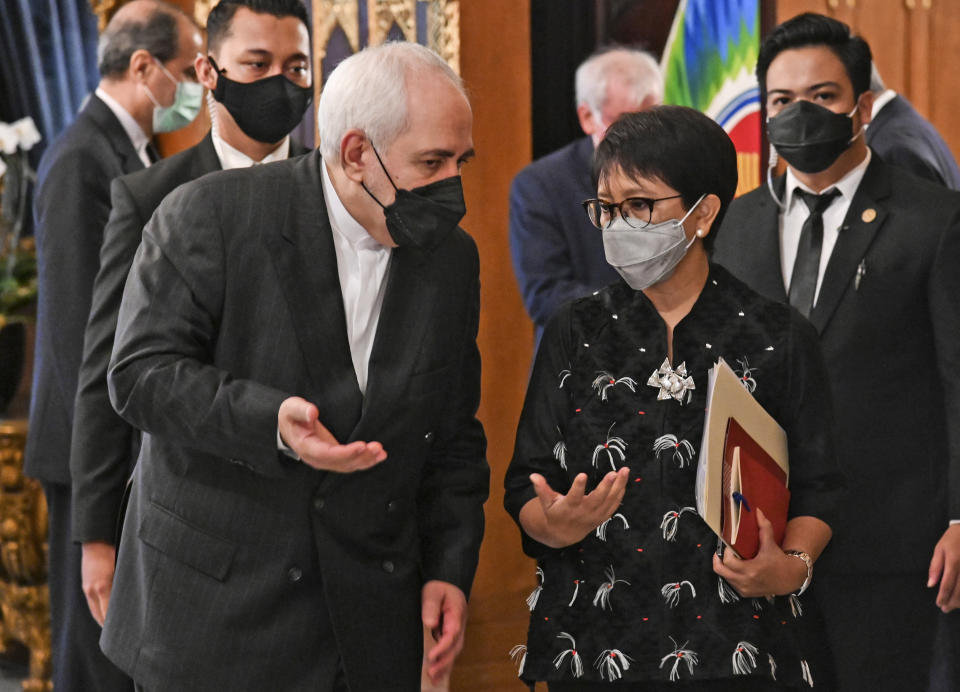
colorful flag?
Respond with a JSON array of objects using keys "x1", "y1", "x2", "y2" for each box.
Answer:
[{"x1": 661, "y1": 0, "x2": 762, "y2": 196}]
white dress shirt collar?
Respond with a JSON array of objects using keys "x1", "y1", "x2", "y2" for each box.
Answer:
[
  {"x1": 211, "y1": 130, "x2": 290, "y2": 170},
  {"x1": 784, "y1": 147, "x2": 872, "y2": 212},
  {"x1": 321, "y1": 160, "x2": 392, "y2": 395},
  {"x1": 95, "y1": 87, "x2": 152, "y2": 167},
  {"x1": 870, "y1": 89, "x2": 898, "y2": 120},
  {"x1": 779, "y1": 148, "x2": 872, "y2": 304}
]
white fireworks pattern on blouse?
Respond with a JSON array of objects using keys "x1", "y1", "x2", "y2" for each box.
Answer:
[
  {"x1": 659, "y1": 637, "x2": 699, "y2": 681},
  {"x1": 593, "y1": 565, "x2": 630, "y2": 610},
  {"x1": 526, "y1": 566, "x2": 543, "y2": 611},
  {"x1": 591, "y1": 422, "x2": 627, "y2": 471},
  {"x1": 735, "y1": 357, "x2": 758, "y2": 393},
  {"x1": 591, "y1": 371, "x2": 638, "y2": 400},
  {"x1": 594, "y1": 649, "x2": 633, "y2": 681},
  {"x1": 661, "y1": 580, "x2": 697, "y2": 608},
  {"x1": 553, "y1": 632, "x2": 584, "y2": 678},
  {"x1": 653, "y1": 433, "x2": 696, "y2": 468},
  {"x1": 660, "y1": 506, "x2": 697, "y2": 541},
  {"x1": 509, "y1": 644, "x2": 527, "y2": 677},
  {"x1": 731, "y1": 641, "x2": 759, "y2": 674},
  {"x1": 596, "y1": 512, "x2": 629, "y2": 541}
]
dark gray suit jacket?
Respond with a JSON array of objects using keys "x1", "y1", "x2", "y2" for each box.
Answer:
[
  {"x1": 69, "y1": 133, "x2": 307, "y2": 544},
  {"x1": 867, "y1": 94, "x2": 960, "y2": 190},
  {"x1": 100, "y1": 151, "x2": 489, "y2": 690},
  {"x1": 26, "y1": 94, "x2": 146, "y2": 485},
  {"x1": 714, "y1": 156, "x2": 960, "y2": 573}
]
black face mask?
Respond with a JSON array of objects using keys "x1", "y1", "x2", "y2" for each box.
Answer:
[
  {"x1": 361, "y1": 145, "x2": 466, "y2": 251},
  {"x1": 767, "y1": 100, "x2": 861, "y2": 174},
  {"x1": 208, "y1": 56, "x2": 312, "y2": 144}
]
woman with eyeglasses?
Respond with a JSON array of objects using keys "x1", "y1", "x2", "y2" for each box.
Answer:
[{"x1": 504, "y1": 106, "x2": 844, "y2": 691}]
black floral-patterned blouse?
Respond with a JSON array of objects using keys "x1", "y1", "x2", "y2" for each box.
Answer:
[{"x1": 504, "y1": 264, "x2": 844, "y2": 688}]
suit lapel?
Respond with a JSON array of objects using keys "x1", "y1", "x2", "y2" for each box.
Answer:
[
  {"x1": 191, "y1": 132, "x2": 222, "y2": 176},
  {"x1": 810, "y1": 158, "x2": 889, "y2": 333},
  {"x1": 264, "y1": 151, "x2": 362, "y2": 441},
  {"x1": 745, "y1": 177, "x2": 789, "y2": 302},
  {"x1": 84, "y1": 95, "x2": 145, "y2": 174},
  {"x1": 353, "y1": 245, "x2": 432, "y2": 439}
]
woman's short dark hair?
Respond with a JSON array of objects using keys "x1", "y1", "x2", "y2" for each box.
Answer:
[
  {"x1": 98, "y1": 8, "x2": 180, "y2": 79},
  {"x1": 757, "y1": 13, "x2": 872, "y2": 100},
  {"x1": 593, "y1": 105, "x2": 738, "y2": 251},
  {"x1": 207, "y1": 0, "x2": 310, "y2": 55}
]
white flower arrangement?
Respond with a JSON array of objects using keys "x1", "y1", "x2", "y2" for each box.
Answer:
[{"x1": 0, "y1": 116, "x2": 41, "y2": 319}]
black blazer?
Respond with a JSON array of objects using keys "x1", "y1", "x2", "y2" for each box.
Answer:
[
  {"x1": 866, "y1": 94, "x2": 960, "y2": 190},
  {"x1": 100, "y1": 151, "x2": 489, "y2": 690},
  {"x1": 69, "y1": 133, "x2": 307, "y2": 543},
  {"x1": 26, "y1": 94, "x2": 146, "y2": 485},
  {"x1": 714, "y1": 156, "x2": 960, "y2": 573}
]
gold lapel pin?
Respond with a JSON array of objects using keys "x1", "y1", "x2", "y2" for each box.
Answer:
[{"x1": 861, "y1": 208, "x2": 877, "y2": 223}]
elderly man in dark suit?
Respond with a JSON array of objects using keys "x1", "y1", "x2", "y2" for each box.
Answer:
[
  {"x1": 27, "y1": 2, "x2": 201, "y2": 689},
  {"x1": 714, "y1": 13, "x2": 960, "y2": 692},
  {"x1": 70, "y1": 0, "x2": 312, "y2": 633},
  {"x1": 100, "y1": 40, "x2": 488, "y2": 692},
  {"x1": 509, "y1": 47, "x2": 662, "y2": 345},
  {"x1": 866, "y1": 64, "x2": 960, "y2": 190}
]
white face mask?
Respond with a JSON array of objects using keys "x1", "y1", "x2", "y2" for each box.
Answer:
[{"x1": 602, "y1": 194, "x2": 705, "y2": 290}]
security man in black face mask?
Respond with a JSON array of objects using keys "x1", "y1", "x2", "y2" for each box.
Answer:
[
  {"x1": 714, "y1": 12, "x2": 960, "y2": 692},
  {"x1": 95, "y1": 39, "x2": 488, "y2": 692},
  {"x1": 71, "y1": 0, "x2": 312, "y2": 640}
]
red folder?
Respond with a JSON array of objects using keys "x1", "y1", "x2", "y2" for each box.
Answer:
[{"x1": 720, "y1": 418, "x2": 790, "y2": 559}]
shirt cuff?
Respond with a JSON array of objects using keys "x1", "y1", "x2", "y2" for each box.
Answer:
[
  {"x1": 277, "y1": 427, "x2": 300, "y2": 460},
  {"x1": 950, "y1": 519, "x2": 960, "y2": 526}
]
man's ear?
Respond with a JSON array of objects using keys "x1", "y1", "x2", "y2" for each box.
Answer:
[
  {"x1": 339, "y1": 129, "x2": 368, "y2": 182},
  {"x1": 128, "y1": 48, "x2": 154, "y2": 83},
  {"x1": 576, "y1": 103, "x2": 599, "y2": 137},
  {"x1": 856, "y1": 89, "x2": 875, "y2": 126},
  {"x1": 196, "y1": 53, "x2": 218, "y2": 91}
]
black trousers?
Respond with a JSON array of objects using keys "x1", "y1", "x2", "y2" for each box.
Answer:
[
  {"x1": 814, "y1": 570, "x2": 939, "y2": 692},
  {"x1": 44, "y1": 482, "x2": 132, "y2": 692}
]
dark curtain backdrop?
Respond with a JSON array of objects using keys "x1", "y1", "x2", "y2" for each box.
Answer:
[
  {"x1": 0, "y1": 0, "x2": 100, "y2": 236},
  {"x1": 0, "y1": 0, "x2": 100, "y2": 153}
]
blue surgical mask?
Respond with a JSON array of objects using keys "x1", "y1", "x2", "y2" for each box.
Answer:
[
  {"x1": 602, "y1": 194, "x2": 705, "y2": 290},
  {"x1": 144, "y1": 58, "x2": 203, "y2": 133}
]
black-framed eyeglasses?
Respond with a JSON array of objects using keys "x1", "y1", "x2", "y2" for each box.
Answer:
[{"x1": 582, "y1": 194, "x2": 684, "y2": 229}]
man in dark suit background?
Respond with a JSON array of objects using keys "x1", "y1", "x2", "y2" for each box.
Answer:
[
  {"x1": 101, "y1": 40, "x2": 488, "y2": 691},
  {"x1": 714, "y1": 13, "x2": 960, "y2": 692},
  {"x1": 27, "y1": 2, "x2": 202, "y2": 689},
  {"x1": 509, "y1": 47, "x2": 662, "y2": 344},
  {"x1": 71, "y1": 0, "x2": 312, "y2": 635},
  {"x1": 867, "y1": 63, "x2": 960, "y2": 190}
]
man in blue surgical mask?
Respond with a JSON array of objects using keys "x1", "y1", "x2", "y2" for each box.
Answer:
[
  {"x1": 70, "y1": 0, "x2": 313, "y2": 652},
  {"x1": 27, "y1": 2, "x2": 202, "y2": 690},
  {"x1": 714, "y1": 12, "x2": 960, "y2": 692}
]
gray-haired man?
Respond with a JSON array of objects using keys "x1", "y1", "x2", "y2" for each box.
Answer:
[
  {"x1": 101, "y1": 41, "x2": 488, "y2": 691},
  {"x1": 509, "y1": 47, "x2": 663, "y2": 344}
]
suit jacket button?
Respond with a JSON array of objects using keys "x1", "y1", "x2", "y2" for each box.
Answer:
[
  {"x1": 382, "y1": 560, "x2": 395, "y2": 573},
  {"x1": 288, "y1": 567, "x2": 303, "y2": 582},
  {"x1": 424, "y1": 431, "x2": 434, "y2": 443},
  {"x1": 386, "y1": 500, "x2": 397, "y2": 513},
  {"x1": 313, "y1": 497, "x2": 325, "y2": 511}
]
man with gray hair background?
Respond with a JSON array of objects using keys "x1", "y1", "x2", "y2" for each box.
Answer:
[
  {"x1": 100, "y1": 40, "x2": 488, "y2": 691},
  {"x1": 28, "y1": 2, "x2": 202, "y2": 689},
  {"x1": 509, "y1": 47, "x2": 663, "y2": 345}
]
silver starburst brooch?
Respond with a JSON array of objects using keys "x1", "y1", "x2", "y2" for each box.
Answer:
[{"x1": 647, "y1": 358, "x2": 695, "y2": 404}]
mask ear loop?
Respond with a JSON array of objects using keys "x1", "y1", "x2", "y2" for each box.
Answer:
[
  {"x1": 361, "y1": 142, "x2": 398, "y2": 208},
  {"x1": 766, "y1": 142, "x2": 787, "y2": 210}
]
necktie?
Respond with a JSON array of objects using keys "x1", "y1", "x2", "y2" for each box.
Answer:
[
  {"x1": 145, "y1": 142, "x2": 161, "y2": 164},
  {"x1": 788, "y1": 188, "x2": 840, "y2": 318}
]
